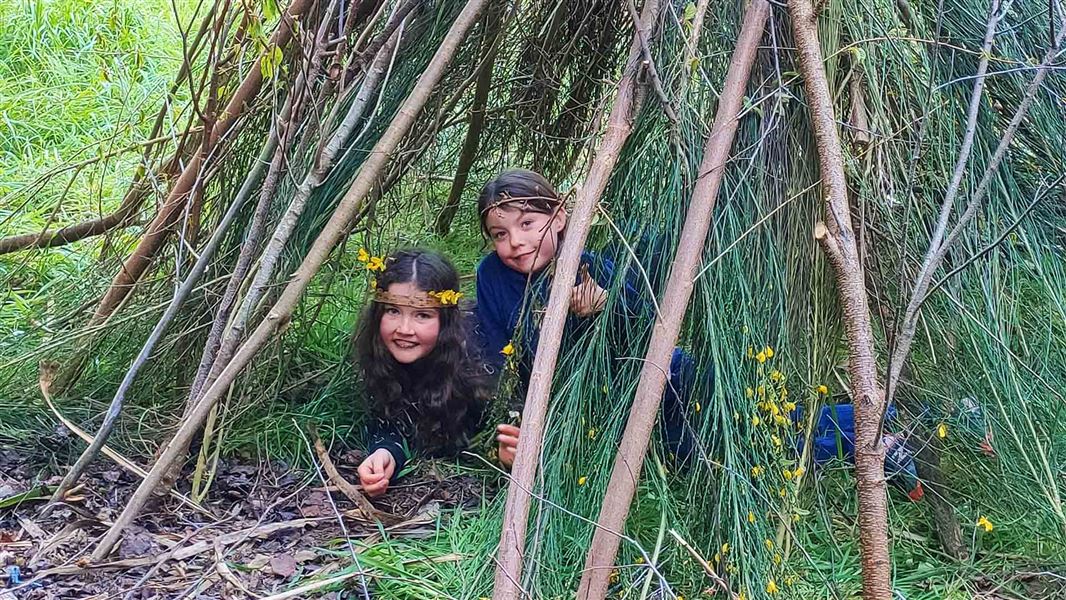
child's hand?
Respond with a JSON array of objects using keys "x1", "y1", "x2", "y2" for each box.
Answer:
[
  {"x1": 496, "y1": 424, "x2": 521, "y2": 469},
  {"x1": 357, "y1": 448, "x2": 396, "y2": 497},
  {"x1": 570, "y1": 268, "x2": 607, "y2": 317}
]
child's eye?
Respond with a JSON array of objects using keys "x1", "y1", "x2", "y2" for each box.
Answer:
[
  {"x1": 493, "y1": 231, "x2": 506, "y2": 240},
  {"x1": 384, "y1": 306, "x2": 400, "y2": 315},
  {"x1": 415, "y1": 311, "x2": 435, "y2": 320},
  {"x1": 521, "y1": 220, "x2": 533, "y2": 228}
]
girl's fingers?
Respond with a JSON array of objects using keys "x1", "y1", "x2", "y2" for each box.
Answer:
[
  {"x1": 497, "y1": 434, "x2": 519, "y2": 448},
  {"x1": 497, "y1": 424, "x2": 520, "y2": 436}
]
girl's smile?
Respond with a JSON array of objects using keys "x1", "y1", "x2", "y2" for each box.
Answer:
[{"x1": 378, "y1": 281, "x2": 441, "y2": 364}]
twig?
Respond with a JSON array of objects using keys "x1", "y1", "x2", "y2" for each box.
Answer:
[
  {"x1": 668, "y1": 530, "x2": 739, "y2": 599},
  {"x1": 308, "y1": 426, "x2": 397, "y2": 521},
  {"x1": 625, "y1": 0, "x2": 679, "y2": 127}
]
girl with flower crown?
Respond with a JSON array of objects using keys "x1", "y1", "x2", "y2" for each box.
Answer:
[{"x1": 352, "y1": 248, "x2": 492, "y2": 497}]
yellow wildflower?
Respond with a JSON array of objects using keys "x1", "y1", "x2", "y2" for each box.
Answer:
[
  {"x1": 765, "y1": 346, "x2": 775, "y2": 359},
  {"x1": 765, "y1": 538, "x2": 775, "y2": 552},
  {"x1": 367, "y1": 256, "x2": 386, "y2": 272},
  {"x1": 784, "y1": 575, "x2": 797, "y2": 587},
  {"x1": 770, "y1": 370, "x2": 783, "y2": 382},
  {"x1": 430, "y1": 289, "x2": 463, "y2": 305},
  {"x1": 767, "y1": 579, "x2": 779, "y2": 594},
  {"x1": 726, "y1": 563, "x2": 739, "y2": 575},
  {"x1": 745, "y1": 387, "x2": 754, "y2": 398},
  {"x1": 720, "y1": 543, "x2": 730, "y2": 555},
  {"x1": 774, "y1": 415, "x2": 789, "y2": 427},
  {"x1": 357, "y1": 248, "x2": 370, "y2": 262},
  {"x1": 783, "y1": 401, "x2": 796, "y2": 412},
  {"x1": 748, "y1": 511, "x2": 756, "y2": 523},
  {"x1": 588, "y1": 428, "x2": 598, "y2": 440},
  {"x1": 695, "y1": 401, "x2": 702, "y2": 413},
  {"x1": 937, "y1": 423, "x2": 948, "y2": 439},
  {"x1": 794, "y1": 466, "x2": 805, "y2": 479},
  {"x1": 780, "y1": 387, "x2": 789, "y2": 398},
  {"x1": 977, "y1": 516, "x2": 993, "y2": 532},
  {"x1": 817, "y1": 384, "x2": 829, "y2": 394},
  {"x1": 773, "y1": 553, "x2": 782, "y2": 565},
  {"x1": 751, "y1": 465, "x2": 764, "y2": 477},
  {"x1": 713, "y1": 552, "x2": 720, "y2": 563},
  {"x1": 738, "y1": 593, "x2": 747, "y2": 600},
  {"x1": 501, "y1": 342, "x2": 515, "y2": 356},
  {"x1": 756, "y1": 351, "x2": 767, "y2": 363},
  {"x1": 578, "y1": 476, "x2": 588, "y2": 486},
  {"x1": 792, "y1": 513, "x2": 801, "y2": 523},
  {"x1": 771, "y1": 434, "x2": 782, "y2": 447},
  {"x1": 757, "y1": 385, "x2": 766, "y2": 396},
  {"x1": 747, "y1": 346, "x2": 754, "y2": 359},
  {"x1": 778, "y1": 487, "x2": 787, "y2": 498},
  {"x1": 752, "y1": 415, "x2": 761, "y2": 426},
  {"x1": 783, "y1": 469, "x2": 793, "y2": 481},
  {"x1": 635, "y1": 556, "x2": 644, "y2": 564}
]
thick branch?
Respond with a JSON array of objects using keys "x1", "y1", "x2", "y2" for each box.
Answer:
[
  {"x1": 576, "y1": 2, "x2": 768, "y2": 599},
  {"x1": 491, "y1": 2, "x2": 662, "y2": 599},
  {"x1": 788, "y1": 0, "x2": 890, "y2": 598}
]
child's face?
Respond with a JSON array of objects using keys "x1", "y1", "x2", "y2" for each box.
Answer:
[
  {"x1": 378, "y1": 282, "x2": 441, "y2": 364},
  {"x1": 484, "y1": 205, "x2": 567, "y2": 274}
]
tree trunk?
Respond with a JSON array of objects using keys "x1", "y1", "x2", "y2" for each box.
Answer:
[
  {"x1": 89, "y1": 0, "x2": 489, "y2": 561},
  {"x1": 490, "y1": 1, "x2": 660, "y2": 598},
  {"x1": 914, "y1": 431, "x2": 968, "y2": 560},
  {"x1": 576, "y1": 2, "x2": 768, "y2": 598},
  {"x1": 788, "y1": 0, "x2": 892, "y2": 597},
  {"x1": 433, "y1": 8, "x2": 501, "y2": 236},
  {"x1": 88, "y1": 0, "x2": 314, "y2": 327}
]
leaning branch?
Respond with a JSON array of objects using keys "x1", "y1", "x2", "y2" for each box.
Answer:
[
  {"x1": 491, "y1": 1, "x2": 662, "y2": 598},
  {"x1": 576, "y1": 2, "x2": 768, "y2": 598}
]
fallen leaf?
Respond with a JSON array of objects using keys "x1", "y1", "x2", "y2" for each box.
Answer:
[
  {"x1": 246, "y1": 554, "x2": 271, "y2": 570},
  {"x1": 270, "y1": 553, "x2": 297, "y2": 578},
  {"x1": 294, "y1": 549, "x2": 318, "y2": 563}
]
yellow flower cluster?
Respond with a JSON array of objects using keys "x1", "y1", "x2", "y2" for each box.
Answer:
[
  {"x1": 357, "y1": 248, "x2": 386, "y2": 272},
  {"x1": 977, "y1": 515, "x2": 994, "y2": 532},
  {"x1": 428, "y1": 289, "x2": 463, "y2": 305}
]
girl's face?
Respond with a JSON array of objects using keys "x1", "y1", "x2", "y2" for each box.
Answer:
[
  {"x1": 378, "y1": 282, "x2": 441, "y2": 364},
  {"x1": 484, "y1": 205, "x2": 567, "y2": 274}
]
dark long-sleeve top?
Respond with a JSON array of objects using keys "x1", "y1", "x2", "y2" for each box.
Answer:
[
  {"x1": 364, "y1": 327, "x2": 489, "y2": 479},
  {"x1": 473, "y1": 251, "x2": 709, "y2": 461}
]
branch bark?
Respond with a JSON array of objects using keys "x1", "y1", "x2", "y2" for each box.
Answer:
[
  {"x1": 87, "y1": 0, "x2": 315, "y2": 327},
  {"x1": 490, "y1": 1, "x2": 662, "y2": 598},
  {"x1": 89, "y1": 0, "x2": 489, "y2": 561},
  {"x1": 788, "y1": 0, "x2": 891, "y2": 597},
  {"x1": 576, "y1": 2, "x2": 769, "y2": 598}
]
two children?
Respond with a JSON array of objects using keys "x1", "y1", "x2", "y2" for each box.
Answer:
[{"x1": 354, "y1": 170, "x2": 702, "y2": 495}]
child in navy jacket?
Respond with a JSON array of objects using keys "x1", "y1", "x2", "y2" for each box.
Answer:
[{"x1": 473, "y1": 169, "x2": 705, "y2": 467}]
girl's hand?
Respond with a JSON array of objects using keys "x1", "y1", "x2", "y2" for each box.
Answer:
[
  {"x1": 570, "y1": 269, "x2": 607, "y2": 317},
  {"x1": 497, "y1": 424, "x2": 521, "y2": 469},
  {"x1": 357, "y1": 448, "x2": 396, "y2": 497}
]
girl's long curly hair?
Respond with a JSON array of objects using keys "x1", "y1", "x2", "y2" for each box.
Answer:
[{"x1": 353, "y1": 249, "x2": 490, "y2": 455}]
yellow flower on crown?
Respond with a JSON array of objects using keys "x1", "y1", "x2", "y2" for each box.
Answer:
[
  {"x1": 429, "y1": 289, "x2": 463, "y2": 305},
  {"x1": 367, "y1": 256, "x2": 386, "y2": 272}
]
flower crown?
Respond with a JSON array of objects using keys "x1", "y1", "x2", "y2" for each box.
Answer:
[
  {"x1": 359, "y1": 247, "x2": 462, "y2": 308},
  {"x1": 479, "y1": 192, "x2": 564, "y2": 217}
]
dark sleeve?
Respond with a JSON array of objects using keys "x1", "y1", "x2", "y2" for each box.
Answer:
[
  {"x1": 366, "y1": 418, "x2": 409, "y2": 480},
  {"x1": 475, "y1": 258, "x2": 510, "y2": 373}
]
